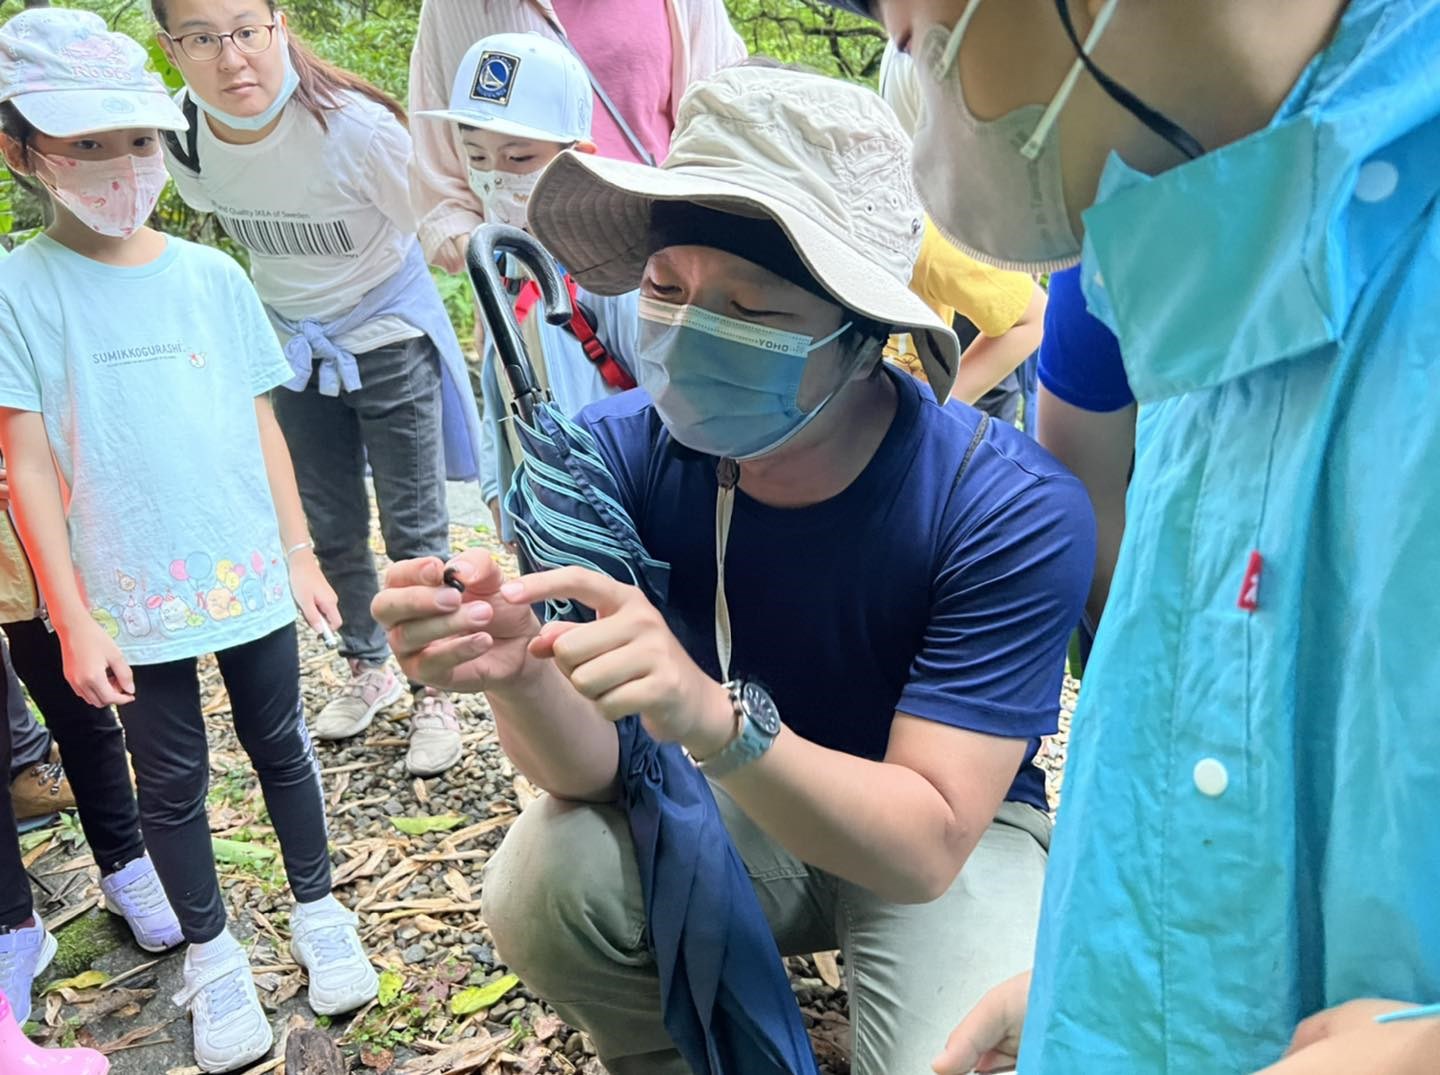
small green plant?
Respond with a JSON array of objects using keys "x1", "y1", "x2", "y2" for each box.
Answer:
[{"x1": 207, "y1": 764, "x2": 254, "y2": 809}]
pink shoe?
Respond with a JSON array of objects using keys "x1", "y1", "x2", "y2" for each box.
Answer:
[{"x1": 0, "y1": 991, "x2": 108, "y2": 1075}]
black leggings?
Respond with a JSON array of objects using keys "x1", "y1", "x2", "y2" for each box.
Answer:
[
  {"x1": 0, "y1": 647, "x2": 29, "y2": 929},
  {"x1": 117, "y1": 624, "x2": 331, "y2": 943},
  {"x1": 4, "y1": 617, "x2": 145, "y2": 874}
]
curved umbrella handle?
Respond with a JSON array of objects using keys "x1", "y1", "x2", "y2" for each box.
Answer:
[{"x1": 466, "y1": 223, "x2": 575, "y2": 425}]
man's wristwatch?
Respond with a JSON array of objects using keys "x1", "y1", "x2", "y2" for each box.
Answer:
[{"x1": 696, "y1": 680, "x2": 782, "y2": 779}]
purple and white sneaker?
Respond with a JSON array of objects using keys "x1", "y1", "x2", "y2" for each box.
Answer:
[
  {"x1": 101, "y1": 855, "x2": 183, "y2": 953},
  {"x1": 0, "y1": 913, "x2": 56, "y2": 1025}
]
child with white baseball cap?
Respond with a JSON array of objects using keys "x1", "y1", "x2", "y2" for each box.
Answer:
[{"x1": 417, "y1": 31, "x2": 640, "y2": 543}]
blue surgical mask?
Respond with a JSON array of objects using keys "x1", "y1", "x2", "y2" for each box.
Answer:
[
  {"x1": 187, "y1": 31, "x2": 300, "y2": 132},
  {"x1": 635, "y1": 296, "x2": 852, "y2": 461}
]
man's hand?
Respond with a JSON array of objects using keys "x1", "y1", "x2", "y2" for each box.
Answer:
[
  {"x1": 1255, "y1": 999, "x2": 1438, "y2": 1074},
  {"x1": 288, "y1": 549, "x2": 342, "y2": 641},
  {"x1": 372, "y1": 550, "x2": 540, "y2": 694},
  {"x1": 60, "y1": 617, "x2": 135, "y2": 708},
  {"x1": 932, "y1": 971, "x2": 1031, "y2": 1074},
  {"x1": 500, "y1": 567, "x2": 735, "y2": 755}
]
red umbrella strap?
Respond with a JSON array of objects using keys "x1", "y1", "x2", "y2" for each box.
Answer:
[{"x1": 515, "y1": 277, "x2": 637, "y2": 392}]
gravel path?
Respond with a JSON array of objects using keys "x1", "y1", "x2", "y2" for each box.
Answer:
[{"x1": 20, "y1": 500, "x2": 1077, "y2": 1075}]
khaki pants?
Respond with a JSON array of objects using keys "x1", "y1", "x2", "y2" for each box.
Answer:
[{"x1": 483, "y1": 784, "x2": 1051, "y2": 1075}]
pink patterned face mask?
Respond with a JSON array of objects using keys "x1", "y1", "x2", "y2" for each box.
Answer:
[{"x1": 31, "y1": 150, "x2": 168, "y2": 238}]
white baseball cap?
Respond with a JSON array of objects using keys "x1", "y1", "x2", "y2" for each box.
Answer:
[
  {"x1": 415, "y1": 32, "x2": 593, "y2": 147},
  {"x1": 0, "y1": 8, "x2": 187, "y2": 138}
]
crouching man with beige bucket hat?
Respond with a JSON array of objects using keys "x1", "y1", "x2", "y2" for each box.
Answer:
[{"x1": 373, "y1": 64, "x2": 1095, "y2": 1074}]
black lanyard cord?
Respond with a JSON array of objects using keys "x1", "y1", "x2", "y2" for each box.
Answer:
[{"x1": 1053, "y1": 0, "x2": 1205, "y2": 161}]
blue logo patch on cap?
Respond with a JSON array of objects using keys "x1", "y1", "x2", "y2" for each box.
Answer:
[
  {"x1": 101, "y1": 96, "x2": 136, "y2": 114},
  {"x1": 469, "y1": 51, "x2": 520, "y2": 106}
]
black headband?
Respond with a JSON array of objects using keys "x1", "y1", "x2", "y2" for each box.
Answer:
[{"x1": 644, "y1": 202, "x2": 836, "y2": 303}]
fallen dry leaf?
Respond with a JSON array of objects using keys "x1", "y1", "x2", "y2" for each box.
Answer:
[
  {"x1": 398, "y1": 1032, "x2": 505, "y2": 1075},
  {"x1": 444, "y1": 868, "x2": 473, "y2": 903},
  {"x1": 98, "y1": 1023, "x2": 170, "y2": 1055},
  {"x1": 361, "y1": 1046, "x2": 396, "y2": 1073},
  {"x1": 813, "y1": 950, "x2": 842, "y2": 990}
]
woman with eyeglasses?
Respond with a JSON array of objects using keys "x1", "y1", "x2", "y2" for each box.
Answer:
[{"x1": 155, "y1": 0, "x2": 484, "y2": 780}]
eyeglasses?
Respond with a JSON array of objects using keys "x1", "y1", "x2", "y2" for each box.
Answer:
[{"x1": 164, "y1": 23, "x2": 276, "y2": 63}]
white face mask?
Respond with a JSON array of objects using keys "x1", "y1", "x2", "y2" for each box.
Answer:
[
  {"x1": 910, "y1": 0, "x2": 1120, "y2": 273},
  {"x1": 468, "y1": 167, "x2": 540, "y2": 230}
]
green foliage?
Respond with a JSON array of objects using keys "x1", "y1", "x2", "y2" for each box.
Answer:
[
  {"x1": 449, "y1": 973, "x2": 519, "y2": 1016},
  {"x1": 726, "y1": 0, "x2": 885, "y2": 83},
  {"x1": 48, "y1": 910, "x2": 125, "y2": 980},
  {"x1": 390, "y1": 811, "x2": 467, "y2": 836}
]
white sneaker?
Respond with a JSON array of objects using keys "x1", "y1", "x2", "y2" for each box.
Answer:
[
  {"x1": 101, "y1": 854, "x2": 183, "y2": 953},
  {"x1": 289, "y1": 895, "x2": 377, "y2": 1016},
  {"x1": 312, "y1": 661, "x2": 404, "y2": 741},
  {"x1": 0, "y1": 913, "x2": 56, "y2": 1025},
  {"x1": 173, "y1": 933, "x2": 273, "y2": 1073},
  {"x1": 405, "y1": 689, "x2": 463, "y2": 777}
]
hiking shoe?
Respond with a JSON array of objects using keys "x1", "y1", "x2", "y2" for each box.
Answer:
[
  {"x1": 289, "y1": 895, "x2": 377, "y2": 1016},
  {"x1": 173, "y1": 933, "x2": 273, "y2": 1073},
  {"x1": 0, "y1": 913, "x2": 57, "y2": 1025},
  {"x1": 405, "y1": 689, "x2": 462, "y2": 777},
  {"x1": 312, "y1": 660, "x2": 403, "y2": 741},
  {"x1": 101, "y1": 854, "x2": 183, "y2": 953},
  {"x1": 11, "y1": 749, "x2": 74, "y2": 821}
]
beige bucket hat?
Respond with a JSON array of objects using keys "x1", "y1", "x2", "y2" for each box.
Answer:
[{"x1": 527, "y1": 65, "x2": 961, "y2": 399}]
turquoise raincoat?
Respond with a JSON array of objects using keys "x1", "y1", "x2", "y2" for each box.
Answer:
[{"x1": 1024, "y1": 0, "x2": 1440, "y2": 1070}]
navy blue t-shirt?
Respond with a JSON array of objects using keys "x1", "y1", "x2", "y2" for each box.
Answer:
[
  {"x1": 1037, "y1": 267, "x2": 1133, "y2": 412},
  {"x1": 579, "y1": 371, "x2": 1095, "y2": 810}
]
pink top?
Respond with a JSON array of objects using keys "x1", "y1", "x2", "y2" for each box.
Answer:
[{"x1": 550, "y1": 0, "x2": 674, "y2": 166}]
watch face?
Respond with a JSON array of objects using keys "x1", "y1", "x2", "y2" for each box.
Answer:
[{"x1": 743, "y1": 682, "x2": 782, "y2": 736}]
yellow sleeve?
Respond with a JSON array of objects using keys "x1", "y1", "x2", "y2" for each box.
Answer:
[{"x1": 911, "y1": 219, "x2": 1035, "y2": 337}]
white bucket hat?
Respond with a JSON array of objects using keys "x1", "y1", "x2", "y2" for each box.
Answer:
[
  {"x1": 0, "y1": 8, "x2": 187, "y2": 138},
  {"x1": 415, "y1": 32, "x2": 593, "y2": 147},
  {"x1": 527, "y1": 65, "x2": 960, "y2": 398}
]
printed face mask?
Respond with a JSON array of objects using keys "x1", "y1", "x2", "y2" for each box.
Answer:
[
  {"x1": 910, "y1": 0, "x2": 1120, "y2": 272},
  {"x1": 33, "y1": 150, "x2": 169, "y2": 238},
  {"x1": 634, "y1": 295, "x2": 853, "y2": 460},
  {"x1": 467, "y1": 167, "x2": 541, "y2": 230}
]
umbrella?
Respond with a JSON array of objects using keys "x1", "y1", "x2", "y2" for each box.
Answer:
[{"x1": 466, "y1": 224, "x2": 820, "y2": 1075}]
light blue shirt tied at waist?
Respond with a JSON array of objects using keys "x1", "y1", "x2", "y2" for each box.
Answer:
[{"x1": 270, "y1": 241, "x2": 485, "y2": 483}]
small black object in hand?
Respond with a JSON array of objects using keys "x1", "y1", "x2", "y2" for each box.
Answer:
[{"x1": 442, "y1": 567, "x2": 466, "y2": 594}]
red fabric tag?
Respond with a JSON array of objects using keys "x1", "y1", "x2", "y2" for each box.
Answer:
[{"x1": 1237, "y1": 550, "x2": 1263, "y2": 612}]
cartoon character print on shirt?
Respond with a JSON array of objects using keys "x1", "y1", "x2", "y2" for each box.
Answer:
[
  {"x1": 115, "y1": 569, "x2": 151, "y2": 637},
  {"x1": 93, "y1": 548, "x2": 287, "y2": 639}
]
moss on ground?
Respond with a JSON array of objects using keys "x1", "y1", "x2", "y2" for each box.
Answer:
[{"x1": 46, "y1": 909, "x2": 125, "y2": 980}]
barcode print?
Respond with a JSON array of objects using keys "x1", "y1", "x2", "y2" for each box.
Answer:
[{"x1": 217, "y1": 213, "x2": 356, "y2": 257}]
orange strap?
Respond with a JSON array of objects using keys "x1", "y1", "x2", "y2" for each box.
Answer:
[{"x1": 514, "y1": 277, "x2": 637, "y2": 392}]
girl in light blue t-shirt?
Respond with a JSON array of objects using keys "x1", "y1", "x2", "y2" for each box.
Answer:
[{"x1": 0, "y1": 10, "x2": 377, "y2": 1071}]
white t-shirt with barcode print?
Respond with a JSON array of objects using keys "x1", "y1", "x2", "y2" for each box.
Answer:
[{"x1": 167, "y1": 90, "x2": 422, "y2": 356}]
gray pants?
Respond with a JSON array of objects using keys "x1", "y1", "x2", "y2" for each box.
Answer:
[
  {"x1": 484, "y1": 784, "x2": 1051, "y2": 1075},
  {"x1": 272, "y1": 336, "x2": 451, "y2": 663},
  {"x1": 4, "y1": 641, "x2": 48, "y2": 780}
]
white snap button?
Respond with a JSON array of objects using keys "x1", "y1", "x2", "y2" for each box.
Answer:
[
  {"x1": 1193, "y1": 757, "x2": 1229, "y2": 798},
  {"x1": 1355, "y1": 160, "x2": 1399, "y2": 203}
]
